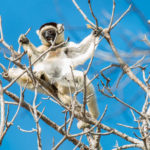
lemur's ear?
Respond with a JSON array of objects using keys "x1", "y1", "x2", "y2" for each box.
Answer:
[
  {"x1": 36, "y1": 30, "x2": 40, "y2": 36},
  {"x1": 57, "y1": 24, "x2": 64, "y2": 33}
]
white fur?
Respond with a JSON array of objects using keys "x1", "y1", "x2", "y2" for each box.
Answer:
[{"x1": 9, "y1": 24, "x2": 100, "y2": 129}]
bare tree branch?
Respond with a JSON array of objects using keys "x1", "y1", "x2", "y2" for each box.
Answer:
[
  {"x1": 0, "y1": 81, "x2": 5, "y2": 144},
  {"x1": 4, "y1": 90, "x2": 90, "y2": 150}
]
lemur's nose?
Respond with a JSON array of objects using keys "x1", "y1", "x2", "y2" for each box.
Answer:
[{"x1": 45, "y1": 31, "x2": 51, "y2": 39}]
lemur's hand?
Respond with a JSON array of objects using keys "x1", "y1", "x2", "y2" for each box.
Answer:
[
  {"x1": 18, "y1": 34, "x2": 29, "y2": 45},
  {"x1": 87, "y1": 24, "x2": 102, "y2": 37},
  {"x1": 92, "y1": 29, "x2": 102, "y2": 37}
]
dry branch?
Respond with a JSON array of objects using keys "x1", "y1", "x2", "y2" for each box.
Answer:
[
  {"x1": 4, "y1": 90, "x2": 89, "y2": 150},
  {"x1": 0, "y1": 81, "x2": 5, "y2": 144}
]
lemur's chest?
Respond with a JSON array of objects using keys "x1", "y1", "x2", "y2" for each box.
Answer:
[
  {"x1": 34, "y1": 47, "x2": 71, "y2": 78},
  {"x1": 45, "y1": 47, "x2": 67, "y2": 59},
  {"x1": 34, "y1": 59, "x2": 70, "y2": 79}
]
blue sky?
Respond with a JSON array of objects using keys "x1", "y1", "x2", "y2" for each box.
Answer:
[{"x1": 0, "y1": 0, "x2": 150, "y2": 150}]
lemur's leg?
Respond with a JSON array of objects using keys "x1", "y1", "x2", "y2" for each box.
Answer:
[
  {"x1": 56, "y1": 70, "x2": 99, "y2": 129},
  {"x1": 8, "y1": 68, "x2": 50, "y2": 94},
  {"x1": 8, "y1": 68, "x2": 34, "y2": 90},
  {"x1": 65, "y1": 70, "x2": 99, "y2": 117},
  {"x1": 71, "y1": 70, "x2": 99, "y2": 129}
]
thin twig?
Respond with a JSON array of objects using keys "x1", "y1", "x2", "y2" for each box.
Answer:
[
  {"x1": 4, "y1": 101, "x2": 18, "y2": 105},
  {"x1": 0, "y1": 80, "x2": 5, "y2": 144},
  {"x1": 117, "y1": 123, "x2": 139, "y2": 129},
  {"x1": 0, "y1": 17, "x2": 18, "y2": 56},
  {"x1": 10, "y1": 87, "x2": 23, "y2": 123},
  {"x1": 18, "y1": 126, "x2": 37, "y2": 133},
  {"x1": 0, "y1": 85, "x2": 23, "y2": 144},
  {"x1": 108, "y1": 0, "x2": 116, "y2": 31},
  {"x1": 100, "y1": 64, "x2": 120, "y2": 87},
  {"x1": 0, "y1": 63, "x2": 7, "y2": 73},
  {"x1": 99, "y1": 86, "x2": 145, "y2": 118},
  {"x1": 72, "y1": 0, "x2": 95, "y2": 28},
  {"x1": 32, "y1": 84, "x2": 42, "y2": 150},
  {"x1": 73, "y1": 135, "x2": 83, "y2": 150},
  {"x1": 130, "y1": 55, "x2": 145, "y2": 69},
  {"x1": 142, "y1": 94, "x2": 149, "y2": 114},
  {"x1": 88, "y1": 0, "x2": 98, "y2": 28},
  {"x1": 130, "y1": 109, "x2": 137, "y2": 122},
  {"x1": 143, "y1": 35, "x2": 150, "y2": 47},
  {"x1": 25, "y1": 28, "x2": 31, "y2": 36},
  {"x1": 70, "y1": 105, "x2": 108, "y2": 137},
  {"x1": 113, "y1": 143, "x2": 143, "y2": 150},
  {"x1": 111, "y1": 5, "x2": 132, "y2": 29},
  {"x1": 52, "y1": 136, "x2": 67, "y2": 150},
  {"x1": 116, "y1": 72, "x2": 124, "y2": 88},
  {"x1": 0, "y1": 16, "x2": 4, "y2": 41}
]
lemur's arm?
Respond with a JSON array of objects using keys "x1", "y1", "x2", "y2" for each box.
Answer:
[
  {"x1": 69, "y1": 34, "x2": 99, "y2": 68},
  {"x1": 19, "y1": 34, "x2": 50, "y2": 63},
  {"x1": 65, "y1": 32, "x2": 99, "y2": 58},
  {"x1": 19, "y1": 35, "x2": 39, "y2": 55}
]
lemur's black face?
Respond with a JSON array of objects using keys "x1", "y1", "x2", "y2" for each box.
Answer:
[{"x1": 42, "y1": 29, "x2": 56, "y2": 43}]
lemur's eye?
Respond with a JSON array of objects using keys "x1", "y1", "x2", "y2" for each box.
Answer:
[{"x1": 48, "y1": 30, "x2": 54, "y2": 34}]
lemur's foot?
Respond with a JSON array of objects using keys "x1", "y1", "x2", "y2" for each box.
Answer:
[
  {"x1": 77, "y1": 120, "x2": 90, "y2": 129},
  {"x1": 2, "y1": 71, "x2": 8, "y2": 78},
  {"x1": 7, "y1": 68, "x2": 18, "y2": 79},
  {"x1": 35, "y1": 71, "x2": 48, "y2": 81}
]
